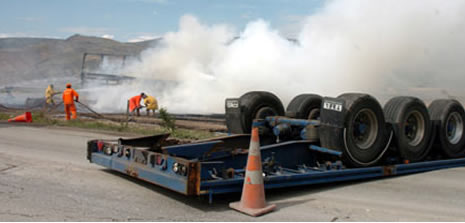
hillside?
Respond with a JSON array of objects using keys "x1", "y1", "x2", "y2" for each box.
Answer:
[{"x1": 0, "y1": 34, "x2": 159, "y2": 86}]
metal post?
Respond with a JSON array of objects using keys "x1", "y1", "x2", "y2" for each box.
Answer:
[
  {"x1": 126, "y1": 100, "x2": 130, "y2": 127},
  {"x1": 209, "y1": 190, "x2": 213, "y2": 204},
  {"x1": 122, "y1": 55, "x2": 127, "y2": 67},
  {"x1": 80, "y1": 53, "x2": 87, "y2": 86}
]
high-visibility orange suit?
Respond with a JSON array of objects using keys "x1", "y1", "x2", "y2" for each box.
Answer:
[
  {"x1": 129, "y1": 95, "x2": 142, "y2": 112},
  {"x1": 62, "y1": 83, "x2": 79, "y2": 120},
  {"x1": 129, "y1": 93, "x2": 146, "y2": 117}
]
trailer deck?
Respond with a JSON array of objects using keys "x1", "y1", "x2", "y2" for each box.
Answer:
[{"x1": 87, "y1": 133, "x2": 465, "y2": 203}]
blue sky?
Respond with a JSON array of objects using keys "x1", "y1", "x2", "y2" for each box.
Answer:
[{"x1": 0, "y1": 0, "x2": 324, "y2": 42}]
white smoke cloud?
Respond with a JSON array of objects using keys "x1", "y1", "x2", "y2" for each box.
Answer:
[
  {"x1": 91, "y1": 0, "x2": 465, "y2": 114},
  {"x1": 298, "y1": 1, "x2": 465, "y2": 94}
]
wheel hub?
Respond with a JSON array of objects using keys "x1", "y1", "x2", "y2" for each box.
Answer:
[
  {"x1": 404, "y1": 111, "x2": 425, "y2": 146},
  {"x1": 352, "y1": 109, "x2": 378, "y2": 149},
  {"x1": 446, "y1": 112, "x2": 463, "y2": 144}
]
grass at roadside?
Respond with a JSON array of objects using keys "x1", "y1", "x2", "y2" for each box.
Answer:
[
  {"x1": 0, "y1": 111, "x2": 216, "y2": 140},
  {"x1": 0, "y1": 113, "x2": 12, "y2": 120}
]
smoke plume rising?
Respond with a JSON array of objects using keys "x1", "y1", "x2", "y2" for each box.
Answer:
[{"x1": 93, "y1": 0, "x2": 465, "y2": 114}]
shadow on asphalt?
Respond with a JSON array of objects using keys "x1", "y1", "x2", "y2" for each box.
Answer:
[{"x1": 102, "y1": 169, "x2": 386, "y2": 213}]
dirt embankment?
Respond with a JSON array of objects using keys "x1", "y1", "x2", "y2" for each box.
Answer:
[
  {"x1": 77, "y1": 113, "x2": 227, "y2": 132},
  {"x1": 0, "y1": 35, "x2": 160, "y2": 86},
  {"x1": 0, "y1": 103, "x2": 227, "y2": 133}
]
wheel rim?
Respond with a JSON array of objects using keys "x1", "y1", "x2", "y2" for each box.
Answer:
[
  {"x1": 352, "y1": 108, "x2": 378, "y2": 149},
  {"x1": 404, "y1": 111, "x2": 425, "y2": 146},
  {"x1": 307, "y1": 108, "x2": 320, "y2": 120},
  {"x1": 446, "y1": 112, "x2": 463, "y2": 145}
]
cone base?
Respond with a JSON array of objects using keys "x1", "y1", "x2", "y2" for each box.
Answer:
[
  {"x1": 229, "y1": 201, "x2": 276, "y2": 217},
  {"x1": 7, "y1": 119, "x2": 32, "y2": 123}
]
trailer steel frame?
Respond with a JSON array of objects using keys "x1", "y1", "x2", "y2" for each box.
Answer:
[{"x1": 87, "y1": 132, "x2": 465, "y2": 203}]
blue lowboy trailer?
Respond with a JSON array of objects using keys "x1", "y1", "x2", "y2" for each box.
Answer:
[
  {"x1": 87, "y1": 91, "x2": 465, "y2": 202},
  {"x1": 87, "y1": 122, "x2": 465, "y2": 203}
]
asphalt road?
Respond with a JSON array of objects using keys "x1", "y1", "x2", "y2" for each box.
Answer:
[{"x1": 1, "y1": 123, "x2": 465, "y2": 221}]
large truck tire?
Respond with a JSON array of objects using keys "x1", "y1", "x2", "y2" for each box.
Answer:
[
  {"x1": 286, "y1": 94, "x2": 322, "y2": 120},
  {"x1": 320, "y1": 93, "x2": 391, "y2": 167},
  {"x1": 239, "y1": 91, "x2": 285, "y2": 134},
  {"x1": 429, "y1": 99, "x2": 465, "y2": 158},
  {"x1": 384, "y1": 97, "x2": 433, "y2": 162}
]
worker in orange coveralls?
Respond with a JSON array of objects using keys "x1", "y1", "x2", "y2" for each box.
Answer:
[
  {"x1": 62, "y1": 83, "x2": 79, "y2": 120},
  {"x1": 129, "y1": 92, "x2": 145, "y2": 116}
]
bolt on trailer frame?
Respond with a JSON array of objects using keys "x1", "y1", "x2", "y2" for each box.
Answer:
[{"x1": 87, "y1": 118, "x2": 465, "y2": 203}]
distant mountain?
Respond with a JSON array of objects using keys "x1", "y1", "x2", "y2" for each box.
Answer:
[{"x1": 0, "y1": 34, "x2": 160, "y2": 85}]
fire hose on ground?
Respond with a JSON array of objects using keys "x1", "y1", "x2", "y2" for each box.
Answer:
[
  {"x1": 76, "y1": 101, "x2": 104, "y2": 118},
  {"x1": 74, "y1": 101, "x2": 130, "y2": 124}
]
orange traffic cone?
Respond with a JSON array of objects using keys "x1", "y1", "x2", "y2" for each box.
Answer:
[
  {"x1": 229, "y1": 127, "x2": 276, "y2": 217},
  {"x1": 8, "y1": 112, "x2": 32, "y2": 123}
]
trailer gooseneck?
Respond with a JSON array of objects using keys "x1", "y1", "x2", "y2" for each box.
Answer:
[{"x1": 87, "y1": 91, "x2": 465, "y2": 202}]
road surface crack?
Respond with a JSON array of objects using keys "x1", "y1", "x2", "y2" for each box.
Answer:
[
  {"x1": 0, "y1": 211, "x2": 42, "y2": 218},
  {"x1": 0, "y1": 164, "x2": 17, "y2": 173}
]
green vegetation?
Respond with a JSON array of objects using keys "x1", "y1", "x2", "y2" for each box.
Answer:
[
  {"x1": 0, "y1": 113, "x2": 12, "y2": 120},
  {"x1": 159, "y1": 107, "x2": 176, "y2": 132},
  {"x1": 155, "y1": 108, "x2": 213, "y2": 139},
  {"x1": 1, "y1": 111, "x2": 215, "y2": 140}
]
